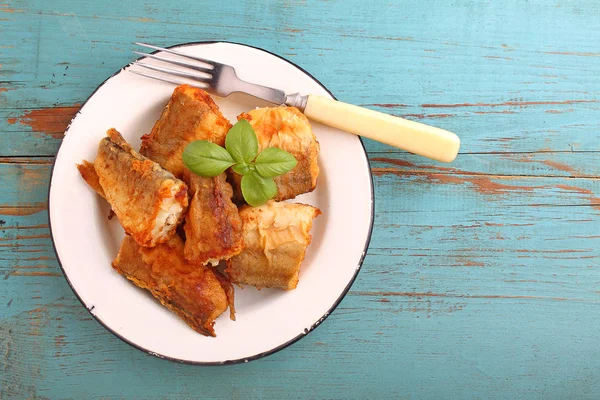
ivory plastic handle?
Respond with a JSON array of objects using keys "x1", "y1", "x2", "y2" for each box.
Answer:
[{"x1": 303, "y1": 95, "x2": 460, "y2": 163}]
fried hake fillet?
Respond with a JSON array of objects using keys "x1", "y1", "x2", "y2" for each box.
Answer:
[
  {"x1": 112, "y1": 235, "x2": 235, "y2": 337},
  {"x1": 76, "y1": 160, "x2": 105, "y2": 198},
  {"x1": 183, "y1": 169, "x2": 244, "y2": 266},
  {"x1": 78, "y1": 128, "x2": 188, "y2": 248},
  {"x1": 140, "y1": 84, "x2": 232, "y2": 178},
  {"x1": 231, "y1": 106, "x2": 320, "y2": 202},
  {"x1": 226, "y1": 200, "x2": 321, "y2": 290}
]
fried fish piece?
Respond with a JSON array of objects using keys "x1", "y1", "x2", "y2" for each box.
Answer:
[
  {"x1": 112, "y1": 235, "x2": 235, "y2": 337},
  {"x1": 226, "y1": 200, "x2": 321, "y2": 290},
  {"x1": 231, "y1": 106, "x2": 320, "y2": 202},
  {"x1": 140, "y1": 84, "x2": 232, "y2": 177},
  {"x1": 79, "y1": 128, "x2": 188, "y2": 247},
  {"x1": 76, "y1": 160, "x2": 105, "y2": 198},
  {"x1": 183, "y1": 169, "x2": 244, "y2": 266}
]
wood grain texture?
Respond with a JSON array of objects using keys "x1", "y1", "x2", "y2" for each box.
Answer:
[{"x1": 1, "y1": 0, "x2": 599, "y2": 399}]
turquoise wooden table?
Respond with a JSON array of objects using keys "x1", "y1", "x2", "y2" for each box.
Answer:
[{"x1": 2, "y1": 0, "x2": 600, "y2": 398}]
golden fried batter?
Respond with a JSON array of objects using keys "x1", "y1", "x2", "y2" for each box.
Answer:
[
  {"x1": 232, "y1": 106, "x2": 320, "y2": 201},
  {"x1": 183, "y1": 169, "x2": 244, "y2": 266},
  {"x1": 84, "y1": 128, "x2": 188, "y2": 248},
  {"x1": 140, "y1": 84, "x2": 232, "y2": 178},
  {"x1": 226, "y1": 200, "x2": 321, "y2": 290},
  {"x1": 76, "y1": 160, "x2": 105, "y2": 198},
  {"x1": 112, "y1": 235, "x2": 235, "y2": 337}
]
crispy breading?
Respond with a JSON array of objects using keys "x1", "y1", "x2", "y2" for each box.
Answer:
[
  {"x1": 76, "y1": 160, "x2": 105, "y2": 198},
  {"x1": 183, "y1": 169, "x2": 244, "y2": 266},
  {"x1": 112, "y1": 235, "x2": 235, "y2": 336},
  {"x1": 226, "y1": 200, "x2": 321, "y2": 290},
  {"x1": 86, "y1": 128, "x2": 188, "y2": 247},
  {"x1": 140, "y1": 84, "x2": 232, "y2": 178},
  {"x1": 231, "y1": 106, "x2": 320, "y2": 202}
]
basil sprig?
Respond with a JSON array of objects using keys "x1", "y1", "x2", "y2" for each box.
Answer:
[{"x1": 183, "y1": 119, "x2": 297, "y2": 206}]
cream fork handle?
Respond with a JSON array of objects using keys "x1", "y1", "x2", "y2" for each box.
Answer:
[{"x1": 303, "y1": 95, "x2": 460, "y2": 163}]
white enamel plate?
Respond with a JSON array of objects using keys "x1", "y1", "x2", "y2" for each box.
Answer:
[{"x1": 49, "y1": 42, "x2": 374, "y2": 364}]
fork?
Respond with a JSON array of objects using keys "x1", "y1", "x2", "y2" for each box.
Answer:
[{"x1": 130, "y1": 43, "x2": 460, "y2": 163}]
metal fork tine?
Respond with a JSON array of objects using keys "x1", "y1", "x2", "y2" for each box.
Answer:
[
  {"x1": 128, "y1": 70, "x2": 209, "y2": 88},
  {"x1": 133, "y1": 62, "x2": 213, "y2": 83},
  {"x1": 135, "y1": 42, "x2": 221, "y2": 68},
  {"x1": 133, "y1": 51, "x2": 214, "y2": 74},
  {"x1": 130, "y1": 42, "x2": 288, "y2": 103}
]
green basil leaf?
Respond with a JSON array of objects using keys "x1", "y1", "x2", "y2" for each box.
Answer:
[
  {"x1": 254, "y1": 147, "x2": 298, "y2": 178},
  {"x1": 231, "y1": 163, "x2": 251, "y2": 175},
  {"x1": 182, "y1": 140, "x2": 235, "y2": 177},
  {"x1": 241, "y1": 173, "x2": 278, "y2": 206},
  {"x1": 225, "y1": 119, "x2": 259, "y2": 164}
]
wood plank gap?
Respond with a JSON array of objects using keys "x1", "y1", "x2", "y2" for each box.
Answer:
[
  {"x1": 349, "y1": 291, "x2": 600, "y2": 303},
  {"x1": 372, "y1": 168, "x2": 600, "y2": 180},
  {"x1": 368, "y1": 150, "x2": 600, "y2": 155}
]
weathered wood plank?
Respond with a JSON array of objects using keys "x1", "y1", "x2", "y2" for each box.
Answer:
[
  {"x1": 1, "y1": 215, "x2": 599, "y2": 400},
  {"x1": 1, "y1": 159, "x2": 597, "y2": 298},
  {"x1": 1, "y1": 150, "x2": 599, "y2": 186},
  {"x1": 0, "y1": 211, "x2": 56, "y2": 280},
  {"x1": 0, "y1": 157, "x2": 597, "y2": 280},
  {"x1": 2, "y1": 0, "x2": 600, "y2": 156},
  {"x1": 2, "y1": 102, "x2": 599, "y2": 156},
  {"x1": 369, "y1": 152, "x2": 600, "y2": 178},
  {"x1": 0, "y1": 156, "x2": 598, "y2": 208},
  {"x1": 2, "y1": 292, "x2": 600, "y2": 399},
  {"x1": 0, "y1": 159, "x2": 50, "y2": 215}
]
